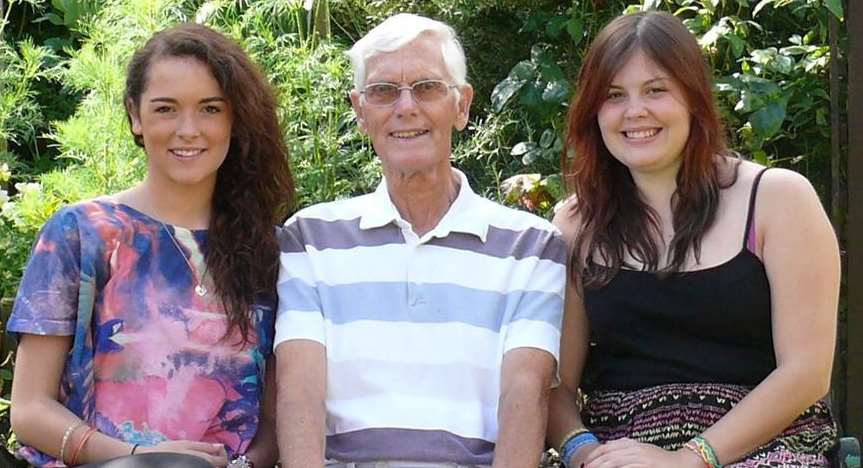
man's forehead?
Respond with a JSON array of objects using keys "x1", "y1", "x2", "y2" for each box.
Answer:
[{"x1": 364, "y1": 36, "x2": 449, "y2": 81}]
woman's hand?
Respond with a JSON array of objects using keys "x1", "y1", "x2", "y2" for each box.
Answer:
[
  {"x1": 582, "y1": 438, "x2": 705, "y2": 468},
  {"x1": 137, "y1": 440, "x2": 228, "y2": 467}
]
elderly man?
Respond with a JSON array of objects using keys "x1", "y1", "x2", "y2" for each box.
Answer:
[{"x1": 274, "y1": 13, "x2": 565, "y2": 468}]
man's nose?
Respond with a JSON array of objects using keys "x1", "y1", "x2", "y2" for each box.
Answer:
[{"x1": 393, "y1": 87, "x2": 419, "y2": 114}]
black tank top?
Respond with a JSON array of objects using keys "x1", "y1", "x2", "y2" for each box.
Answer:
[{"x1": 582, "y1": 169, "x2": 776, "y2": 391}]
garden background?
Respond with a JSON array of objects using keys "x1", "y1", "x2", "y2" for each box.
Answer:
[{"x1": 0, "y1": 0, "x2": 853, "y2": 465}]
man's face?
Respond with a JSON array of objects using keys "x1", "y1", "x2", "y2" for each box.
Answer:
[{"x1": 350, "y1": 35, "x2": 473, "y2": 177}]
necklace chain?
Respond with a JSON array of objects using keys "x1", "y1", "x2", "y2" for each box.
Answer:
[{"x1": 161, "y1": 222, "x2": 209, "y2": 297}]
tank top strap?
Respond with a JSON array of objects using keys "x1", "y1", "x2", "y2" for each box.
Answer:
[{"x1": 743, "y1": 167, "x2": 770, "y2": 250}]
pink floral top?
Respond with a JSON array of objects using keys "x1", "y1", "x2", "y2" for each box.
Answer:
[{"x1": 8, "y1": 200, "x2": 275, "y2": 466}]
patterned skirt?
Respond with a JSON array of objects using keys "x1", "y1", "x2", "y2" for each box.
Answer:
[{"x1": 582, "y1": 383, "x2": 837, "y2": 467}]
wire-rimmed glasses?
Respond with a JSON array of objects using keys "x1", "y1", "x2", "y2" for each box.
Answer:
[{"x1": 359, "y1": 80, "x2": 458, "y2": 106}]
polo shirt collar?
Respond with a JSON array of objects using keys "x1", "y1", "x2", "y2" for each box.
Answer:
[{"x1": 358, "y1": 168, "x2": 489, "y2": 242}]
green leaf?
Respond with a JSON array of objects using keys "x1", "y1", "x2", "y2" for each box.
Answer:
[
  {"x1": 546, "y1": 16, "x2": 568, "y2": 40},
  {"x1": 518, "y1": 83, "x2": 542, "y2": 109},
  {"x1": 728, "y1": 34, "x2": 745, "y2": 58},
  {"x1": 491, "y1": 61, "x2": 534, "y2": 112},
  {"x1": 825, "y1": 0, "x2": 843, "y2": 20},
  {"x1": 533, "y1": 48, "x2": 565, "y2": 82},
  {"x1": 539, "y1": 129, "x2": 556, "y2": 149},
  {"x1": 566, "y1": 18, "x2": 584, "y2": 46},
  {"x1": 541, "y1": 80, "x2": 569, "y2": 104},
  {"x1": 750, "y1": 48, "x2": 777, "y2": 65},
  {"x1": 770, "y1": 54, "x2": 794, "y2": 74},
  {"x1": 749, "y1": 99, "x2": 787, "y2": 139},
  {"x1": 511, "y1": 141, "x2": 538, "y2": 156},
  {"x1": 492, "y1": 77, "x2": 526, "y2": 112},
  {"x1": 522, "y1": 149, "x2": 542, "y2": 166}
]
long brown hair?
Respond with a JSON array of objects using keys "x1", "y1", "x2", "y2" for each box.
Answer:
[
  {"x1": 124, "y1": 23, "x2": 294, "y2": 343},
  {"x1": 563, "y1": 11, "x2": 734, "y2": 288}
]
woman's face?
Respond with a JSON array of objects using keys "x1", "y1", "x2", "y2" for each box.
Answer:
[
  {"x1": 597, "y1": 50, "x2": 691, "y2": 180},
  {"x1": 129, "y1": 56, "x2": 233, "y2": 193}
]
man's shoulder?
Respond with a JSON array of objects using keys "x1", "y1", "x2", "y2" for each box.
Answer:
[
  {"x1": 286, "y1": 193, "x2": 376, "y2": 225},
  {"x1": 471, "y1": 196, "x2": 560, "y2": 235}
]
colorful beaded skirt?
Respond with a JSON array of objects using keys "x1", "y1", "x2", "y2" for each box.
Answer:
[{"x1": 582, "y1": 382, "x2": 837, "y2": 467}]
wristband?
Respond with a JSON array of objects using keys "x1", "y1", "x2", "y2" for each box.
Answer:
[
  {"x1": 683, "y1": 435, "x2": 722, "y2": 468},
  {"x1": 560, "y1": 431, "x2": 599, "y2": 468},
  {"x1": 557, "y1": 427, "x2": 590, "y2": 453}
]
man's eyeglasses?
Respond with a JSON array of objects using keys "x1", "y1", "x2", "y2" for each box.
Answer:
[{"x1": 360, "y1": 80, "x2": 458, "y2": 106}]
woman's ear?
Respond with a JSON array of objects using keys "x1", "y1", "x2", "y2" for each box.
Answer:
[{"x1": 126, "y1": 99, "x2": 143, "y2": 137}]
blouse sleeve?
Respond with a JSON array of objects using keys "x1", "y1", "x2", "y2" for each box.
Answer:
[{"x1": 7, "y1": 207, "x2": 83, "y2": 336}]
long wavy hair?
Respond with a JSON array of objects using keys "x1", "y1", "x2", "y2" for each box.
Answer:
[
  {"x1": 563, "y1": 11, "x2": 736, "y2": 288},
  {"x1": 124, "y1": 23, "x2": 294, "y2": 343}
]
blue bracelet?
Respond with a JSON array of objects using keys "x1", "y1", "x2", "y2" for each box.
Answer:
[{"x1": 561, "y1": 432, "x2": 599, "y2": 467}]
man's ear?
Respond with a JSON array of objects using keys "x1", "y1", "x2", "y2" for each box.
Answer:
[
  {"x1": 349, "y1": 90, "x2": 368, "y2": 134},
  {"x1": 454, "y1": 84, "x2": 474, "y2": 131},
  {"x1": 126, "y1": 99, "x2": 143, "y2": 136}
]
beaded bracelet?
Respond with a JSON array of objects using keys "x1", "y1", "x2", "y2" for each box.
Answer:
[
  {"x1": 58, "y1": 422, "x2": 85, "y2": 463},
  {"x1": 560, "y1": 431, "x2": 599, "y2": 468},
  {"x1": 683, "y1": 435, "x2": 722, "y2": 468}
]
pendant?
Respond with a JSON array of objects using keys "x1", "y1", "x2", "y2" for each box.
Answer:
[{"x1": 195, "y1": 284, "x2": 208, "y2": 296}]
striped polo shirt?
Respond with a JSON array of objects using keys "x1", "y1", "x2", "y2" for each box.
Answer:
[{"x1": 274, "y1": 169, "x2": 566, "y2": 464}]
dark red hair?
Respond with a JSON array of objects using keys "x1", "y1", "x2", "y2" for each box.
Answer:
[
  {"x1": 125, "y1": 24, "x2": 295, "y2": 343},
  {"x1": 563, "y1": 11, "x2": 735, "y2": 287}
]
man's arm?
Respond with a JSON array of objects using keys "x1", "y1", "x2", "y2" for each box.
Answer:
[
  {"x1": 492, "y1": 347, "x2": 556, "y2": 468},
  {"x1": 275, "y1": 339, "x2": 327, "y2": 467}
]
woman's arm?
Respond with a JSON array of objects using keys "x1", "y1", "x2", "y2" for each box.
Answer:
[
  {"x1": 699, "y1": 168, "x2": 839, "y2": 463},
  {"x1": 11, "y1": 334, "x2": 228, "y2": 466},
  {"x1": 585, "y1": 168, "x2": 840, "y2": 467},
  {"x1": 547, "y1": 207, "x2": 600, "y2": 467},
  {"x1": 244, "y1": 356, "x2": 279, "y2": 466}
]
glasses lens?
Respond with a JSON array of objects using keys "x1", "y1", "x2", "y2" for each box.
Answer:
[
  {"x1": 412, "y1": 81, "x2": 449, "y2": 102},
  {"x1": 365, "y1": 83, "x2": 399, "y2": 105}
]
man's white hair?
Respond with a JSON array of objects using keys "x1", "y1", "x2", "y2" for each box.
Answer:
[{"x1": 346, "y1": 13, "x2": 467, "y2": 89}]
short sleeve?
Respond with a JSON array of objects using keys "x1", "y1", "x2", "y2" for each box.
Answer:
[
  {"x1": 7, "y1": 208, "x2": 83, "y2": 336},
  {"x1": 503, "y1": 229, "x2": 567, "y2": 360},
  {"x1": 273, "y1": 219, "x2": 325, "y2": 349}
]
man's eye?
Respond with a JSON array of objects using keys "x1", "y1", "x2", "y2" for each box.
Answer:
[
  {"x1": 154, "y1": 106, "x2": 173, "y2": 113},
  {"x1": 369, "y1": 84, "x2": 395, "y2": 95}
]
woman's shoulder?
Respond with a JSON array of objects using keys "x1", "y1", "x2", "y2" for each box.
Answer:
[
  {"x1": 40, "y1": 198, "x2": 164, "y2": 249},
  {"x1": 551, "y1": 194, "x2": 581, "y2": 246},
  {"x1": 722, "y1": 159, "x2": 814, "y2": 198}
]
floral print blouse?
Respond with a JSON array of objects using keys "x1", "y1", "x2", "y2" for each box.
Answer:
[{"x1": 7, "y1": 200, "x2": 274, "y2": 466}]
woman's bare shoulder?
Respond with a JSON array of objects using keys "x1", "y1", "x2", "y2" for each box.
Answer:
[{"x1": 552, "y1": 194, "x2": 581, "y2": 246}]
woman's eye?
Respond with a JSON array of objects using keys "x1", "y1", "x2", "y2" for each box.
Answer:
[
  {"x1": 202, "y1": 105, "x2": 221, "y2": 114},
  {"x1": 154, "y1": 106, "x2": 173, "y2": 113},
  {"x1": 647, "y1": 87, "x2": 667, "y2": 95},
  {"x1": 606, "y1": 91, "x2": 624, "y2": 100}
]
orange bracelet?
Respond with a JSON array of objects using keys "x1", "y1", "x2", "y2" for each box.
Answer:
[{"x1": 69, "y1": 426, "x2": 97, "y2": 465}]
